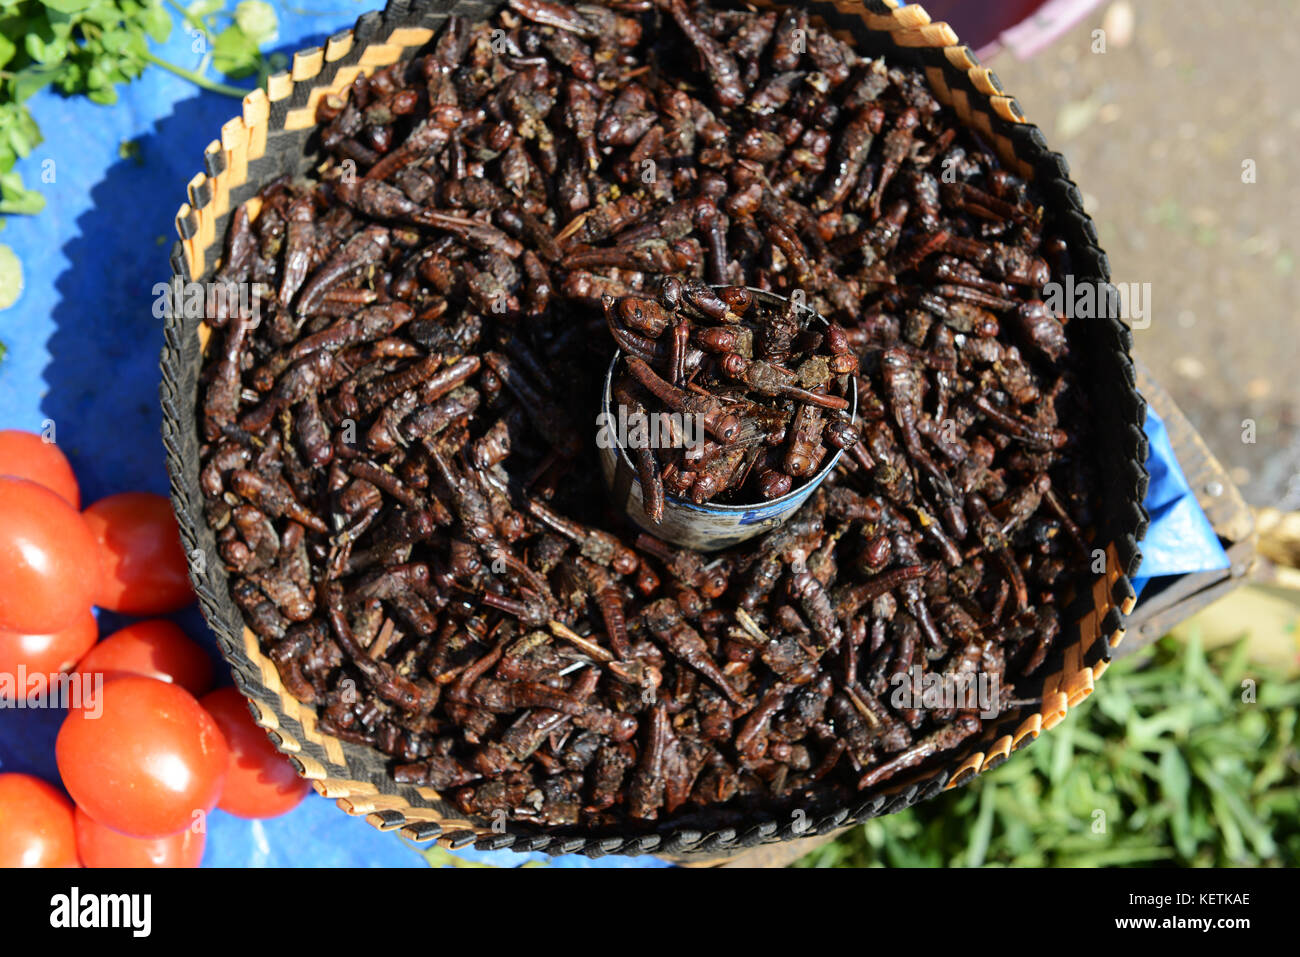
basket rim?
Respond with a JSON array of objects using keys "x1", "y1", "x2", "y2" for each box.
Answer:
[{"x1": 159, "y1": 0, "x2": 1149, "y2": 859}]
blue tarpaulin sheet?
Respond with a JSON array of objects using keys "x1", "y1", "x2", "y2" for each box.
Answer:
[
  {"x1": 1131, "y1": 407, "x2": 1231, "y2": 595},
  {"x1": 0, "y1": 3, "x2": 1225, "y2": 867}
]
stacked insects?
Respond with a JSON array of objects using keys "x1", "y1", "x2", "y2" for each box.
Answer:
[
  {"x1": 605, "y1": 279, "x2": 859, "y2": 517},
  {"x1": 197, "y1": 0, "x2": 1099, "y2": 831}
]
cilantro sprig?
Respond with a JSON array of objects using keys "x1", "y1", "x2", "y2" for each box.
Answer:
[{"x1": 0, "y1": 0, "x2": 282, "y2": 219}]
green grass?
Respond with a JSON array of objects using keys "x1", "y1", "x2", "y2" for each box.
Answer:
[{"x1": 798, "y1": 635, "x2": 1300, "y2": 867}]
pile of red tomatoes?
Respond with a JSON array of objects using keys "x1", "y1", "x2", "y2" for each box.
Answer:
[{"x1": 0, "y1": 430, "x2": 310, "y2": 867}]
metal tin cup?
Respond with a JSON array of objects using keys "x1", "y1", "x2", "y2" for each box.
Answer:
[{"x1": 597, "y1": 288, "x2": 857, "y2": 552}]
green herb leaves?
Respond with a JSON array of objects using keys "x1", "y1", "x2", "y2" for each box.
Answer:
[
  {"x1": 800, "y1": 636, "x2": 1300, "y2": 868},
  {"x1": 0, "y1": 0, "x2": 281, "y2": 229}
]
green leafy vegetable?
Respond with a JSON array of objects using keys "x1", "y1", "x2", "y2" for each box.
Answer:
[
  {"x1": 233, "y1": 0, "x2": 274, "y2": 46},
  {"x1": 0, "y1": 0, "x2": 281, "y2": 228},
  {"x1": 799, "y1": 636, "x2": 1300, "y2": 868},
  {"x1": 0, "y1": 241, "x2": 22, "y2": 308}
]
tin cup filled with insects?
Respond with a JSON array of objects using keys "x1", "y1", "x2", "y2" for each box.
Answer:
[{"x1": 599, "y1": 283, "x2": 859, "y2": 551}]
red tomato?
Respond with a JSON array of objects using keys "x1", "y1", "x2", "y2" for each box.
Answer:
[
  {"x1": 0, "y1": 609, "x2": 98, "y2": 698},
  {"x1": 74, "y1": 620, "x2": 213, "y2": 697},
  {"x1": 83, "y1": 492, "x2": 195, "y2": 615},
  {"x1": 0, "y1": 773, "x2": 79, "y2": 868},
  {"x1": 74, "y1": 805, "x2": 204, "y2": 868},
  {"x1": 0, "y1": 430, "x2": 80, "y2": 508},
  {"x1": 200, "y1": 687, "x2": 310, "y2": 819},
  {"x1": 56, "y1": 675, "x2": 229, "y2": 838},
  {"x1": 0, "y1": 477, "x2": 100, "y2": 634}
]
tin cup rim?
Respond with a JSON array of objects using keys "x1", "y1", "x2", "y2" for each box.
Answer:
[{"x1": 600, "y1": 287, "x2": 858, "y2": 514}]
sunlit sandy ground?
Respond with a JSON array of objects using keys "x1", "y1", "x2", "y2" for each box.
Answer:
[{"x1": 992, "y1": 0, "x2": 1300, "y2": 510}]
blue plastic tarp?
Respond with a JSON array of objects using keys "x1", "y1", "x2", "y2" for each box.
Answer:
[{"x1": 1130, "y1": 407, "x2": 1230, "y2": 595}]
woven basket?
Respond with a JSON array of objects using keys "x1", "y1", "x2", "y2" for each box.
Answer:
[{"x1": 160, "y1": 0, "x2": 1149, "y2": 860}]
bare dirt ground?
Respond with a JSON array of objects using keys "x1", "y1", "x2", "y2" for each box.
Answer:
[{"x1": 990, "y1": 0, "x2": 1300, "y2": 507}]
